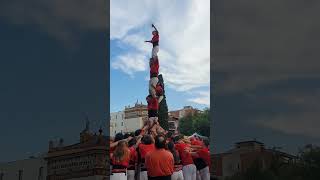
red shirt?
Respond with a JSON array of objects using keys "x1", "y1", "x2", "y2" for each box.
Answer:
[
  {"x1": 139, "y1": 144, "x2": 155, "y2": 160},
  {"x1": 145, "y1": 149, "x2": 174, "y2": 177},
  {"x1": 175, "y1": 143, "x2": 194, "y2": 166},
  {"x1": 197, "y1": 147, "x2": 211, "y2": 168},
  {"x1": 191, "y1": 140, "x2": 203, "y2": 146},
  {"x1": 151, "y1": 34, "x2": 159, "y2": 47},
  {"x1": 150, "y1": 58, "x2": 159, "y2": 77},
  {"x1": 147, "y1": 96, "x2": 159, "y2": 110},
  {"x1": 155, "y1": 84, "x2": 163, "y2": 96},
  {"x1": 129, "y1": 146, "x2": 136, "y2": 165},
  {"x1": 112, "y1": 150, "x2": 130, "y2": 168}
]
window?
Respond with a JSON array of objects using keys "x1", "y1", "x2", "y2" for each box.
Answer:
[
  {"x1": 121, "y1": 130, "x2": 122, "y2": 133},
  {"x1": 114, "y1": 131, "x2": 116, "y2": 134},
  {"x1": 18, "y1": 170, "x2": 23, "y2": 180},
  {"x1": 121, "y1": 122, "x2": 124, "y2": 126},
  {"x1": 38, "y1": 167, "x2": 44, "y2": 180}
]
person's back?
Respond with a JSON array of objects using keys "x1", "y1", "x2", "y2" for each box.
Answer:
[{"x1": 145, "y1": 135, "x2": 174, "y2": 180}]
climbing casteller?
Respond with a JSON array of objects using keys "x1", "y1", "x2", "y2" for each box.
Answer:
[
  {"x1": 145, "y1": 24, "x2": 159, "y2": 58},
  {"x1": 146, "y1": 94, "x2": 159, "y2": 131},
  {"x1": 149, "y1": 57, "x2": 159, "y2": 98}
]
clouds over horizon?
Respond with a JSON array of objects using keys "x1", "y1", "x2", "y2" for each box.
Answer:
[{"x1": 110, "y1": 0, "x2": 210, "y2": 106}]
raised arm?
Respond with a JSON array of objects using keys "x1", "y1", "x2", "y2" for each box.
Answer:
[{"x1": 152, "y1": 24, "x2": 158, "y2": 33}]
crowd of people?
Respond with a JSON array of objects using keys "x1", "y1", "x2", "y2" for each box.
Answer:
[
  {"x1": 109, "y1": 24, "x2": 211, "y2": 180},
  {"x1": 109, "y1": 129, "x2": 211, "y2": 180}
]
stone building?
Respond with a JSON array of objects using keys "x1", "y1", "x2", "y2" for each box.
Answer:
[
  {"x1": 123, "y1": 102, "x2": 148, "y2": 133},
  {"x1": 46, "y1": 121, "x2": 108, "y2": 180}
]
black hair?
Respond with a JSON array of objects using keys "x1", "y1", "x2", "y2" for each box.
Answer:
[
  {"x1": 203, "y1": 139, "x2": 209, "y2": 147},
  {"x1": 135, "y1": 129, "x2": 142, "y2": 137},
  {"x1": 167, "y1": 141, "x2": 180, "y2": 164},
  {"x1": 166, "y1": 131, "x2": 173, "y2": 139},
  {"x1": 173, "y1": 135, "x2": 180, "y2": 143},
  {"x1": 142, "y1": 134, "x2": 153, "y2": 145},
  {"x1": 155, "y1": 135, "x2": 166, "y2": 149},
  {"x1": 128, "y1": 137, "x2": 137, "y2": 147},
  {"x1": 114, "y1": 133, "x2": 124, "y2": 142},
  {"x1": 123, "y1": 133, "x2": 130, "y2": 139}
]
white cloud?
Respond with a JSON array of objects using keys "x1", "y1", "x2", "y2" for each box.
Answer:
[
  {"x1": 111, "y1": 53, "x2": 147, "y2": 77},
  {"x1": 188, "y1": 91, "x2": 210, "y2": 106},
  {"x1": 110, "y1": 0, "x2": 210, "y2": 105}
]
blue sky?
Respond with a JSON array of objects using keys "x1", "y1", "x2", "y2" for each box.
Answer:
[{"x1": 110, "y1": 0, "x2": 210, "y2": 112}]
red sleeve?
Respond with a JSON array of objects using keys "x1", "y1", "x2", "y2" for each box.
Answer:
[{"x1": 152, "y1": 34, "x2": 159, "y2": 42}]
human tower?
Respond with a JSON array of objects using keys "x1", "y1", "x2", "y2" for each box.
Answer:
[{"x1": 144, "y1": 24, "x2": 166, "y2": 135}]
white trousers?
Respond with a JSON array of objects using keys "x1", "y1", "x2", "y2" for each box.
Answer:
[
  {"x1": 140, "y1": 170, "x2": 148, "y2": 180},
  {"x1": 199, "y1": 167, "x2": 210, "y2": 180},
  {"x1": 171, "y1": 170, "x2": 184, "y2": 180},
  {"x1": 127, "y1": 170, "x2": 135, "y2": 180},
  {"x1": 152, "y1": 46, "x2": 159, "y2": 58},
  {"x1": 149, "y1": 77, "x2": 159, "y2": 97},
  {"x1": 110, "y1": 172, "x2": 127, "y2": 180},
  {"x1": 182, "y1": 164, "x2": 197, "y2": 180}
]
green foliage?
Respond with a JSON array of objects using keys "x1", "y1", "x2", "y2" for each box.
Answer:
[
  {"x1": 158, "y1": 95, "x2": 169, "y2": 130},
  {"x1": 178, "y1": 108, "x2": 210, "y2": 137}
]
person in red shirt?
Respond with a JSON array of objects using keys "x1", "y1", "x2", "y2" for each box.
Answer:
[
  {"x1": 145, "y1": 24, "x2": 159, "y2": 58},
  {"x1": 145, "y1": 135, "x2": 174, "y2": 180},
  {"x1": 191, "y1": 139, "x2": 210, "y2": 180},
  {"x1": 110, "y1": 140, "x2": 131, "y2": 180},
  {"x1": 127, "y1": 135, "x2": 142, "y2": 180},
  {"x1": 175, "y1": 137, "x2": 197, "y2": 180},
  {"x1": 167, "y1": 141, "x2": 184, "y2": 180},
  {"x1": 146, "y1": 95, "x2": 159, "y2": 133},
  {"x1": 137, "y1": 134, "x2": 156, "y2": 180},
  {"x1": 150, "y1": 57, "x2": 159, "y2": 78}
]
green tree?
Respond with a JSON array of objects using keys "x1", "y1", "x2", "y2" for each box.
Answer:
[
  {"x1": 178, "y1": 108, "x2": 210, "y2": 136},
  {"x1": 158, "y1": 95, "x2": 169, "y2": 130},
  {"x1": 178, "y1": 113, "x2": 195, "y2": 135}
]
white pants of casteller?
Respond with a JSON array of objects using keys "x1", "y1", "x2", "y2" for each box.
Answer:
[
  {"x1": 182, "y1": 164, "x2": 197, "y2": 180},
  {"x1": 110, "y1": 172, "x2": 127, "y2": 180},
  {"x1": 171, "y1": 170, "x2": 184, "y2": 180},
  {"x1": 149, "y1": 77, "x2": 159, "y2": 97},
  {"x1": 152, "y1": 46, "x2": 159, "y2": 58},
  {"x1": 140, "y1": 171, "x2": 148, "y2": 180},
  {"x1": 199, "y1": 167, "x2": 210, "y2": 180},
  {"x1": 127, "y1": 170, "x2": 135, "y2": 180}
]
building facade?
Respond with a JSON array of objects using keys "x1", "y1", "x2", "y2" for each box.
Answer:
[
  {"x1": 124, "y1": 103, "x2": 148, "y2": 133},
  {"x1": 110, "y1": 111, "x2": 125, "y2": 137},
  {"x1": 46, "y1": 122, "x2": 108, "y2": 180},
  {"x1": 211, "y1": 140, "x2": 297, "y2": 179},
  {"x1": 0, "y1": 157, "x2": 46, "y2": 180},
  {"x1": 168, "y1": 106, "x2": 202, "y2": 133},
  {"x1": 109, "y1": 102, "x2": 148, "y2": 136}
]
